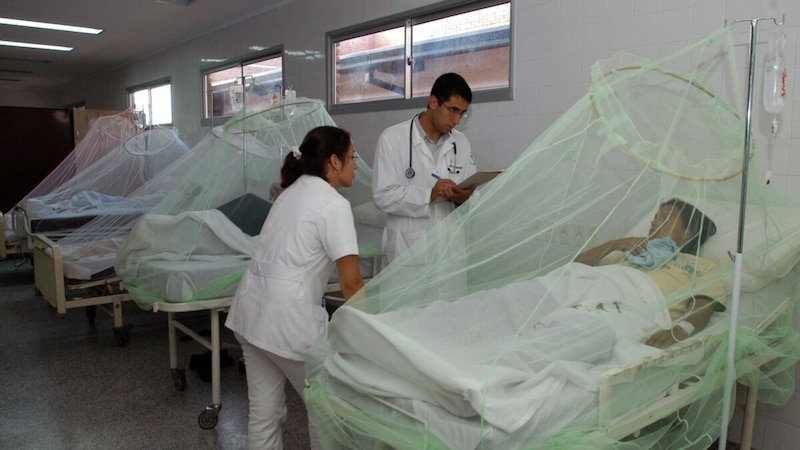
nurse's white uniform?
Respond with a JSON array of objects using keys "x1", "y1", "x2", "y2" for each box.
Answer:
[
  {"x1": 225, "y1": 174, "x2": 359, "y2": 450},
  {"x1": 372, "y1": 116, "x2": 476, "y2": 264}
]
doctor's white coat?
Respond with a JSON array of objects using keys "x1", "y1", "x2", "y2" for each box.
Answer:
[{"x1": 372, "y1": 117, "x2": 477, "y2": 264}]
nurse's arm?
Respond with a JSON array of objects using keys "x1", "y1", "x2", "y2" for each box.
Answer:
[{"x1": 335, "y1": 254, "x2": 365, "y2": 300}]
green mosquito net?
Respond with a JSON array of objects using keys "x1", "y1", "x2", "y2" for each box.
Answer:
[
  {"x1": 116, "y1": 97, "x2": 381, "y2": 309},
  {"x1": 305, "y1": 28, "x2": 800, "y2": 449}
]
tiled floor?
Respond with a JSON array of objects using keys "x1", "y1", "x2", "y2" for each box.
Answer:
[{"x1": 0, "y1": 256, "x2": 310, "y2": 449}]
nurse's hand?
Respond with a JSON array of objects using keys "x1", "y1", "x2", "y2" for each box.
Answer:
[{"x1": 430, "y1": 179, "x2": 457, "y2": 202}]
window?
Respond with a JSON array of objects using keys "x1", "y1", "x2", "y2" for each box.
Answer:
[
  {"x1": 202, "y1": 51, "x2": 283, "y2": 121},
  {"x1": 127, "y1": 79, "x2": 172, "y2": 127},
  {"x1": 328, "y1": 0, "x2": 511, "y2": 113}
]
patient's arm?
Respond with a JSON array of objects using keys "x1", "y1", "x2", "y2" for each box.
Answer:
[
  {"x1": 336, "y1": 254, "x2": 365, "y2": 300},
  {"x1": 646, "y1": 296, "x2": 717, "y2": 349},
  {"x1": 574, "y1": 237, "x2": 648, "y2": 266}
]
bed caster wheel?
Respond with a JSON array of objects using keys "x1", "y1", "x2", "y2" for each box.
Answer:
[
  {"x1": 114, "y1": 324, "x2": 132, "y2": 347},
  {"x1": 198, "y1": 406, "x2": 220, "y2": 429},
  {"x1": 86, "y1": 305, "x2": 97, "y2": 324},
  {"x1": 171, "y1": 369, "x2": 186, "y2": 391}
]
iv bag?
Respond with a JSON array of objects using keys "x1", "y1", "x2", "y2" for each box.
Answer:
[
  {"x1": 763, "y1": 29, "x2": 787, "y2": 114},
  {"x1": 229, "y1": 83, "x2": 244, "y2": 112}
]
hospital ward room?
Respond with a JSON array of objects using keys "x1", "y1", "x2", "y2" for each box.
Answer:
[{"x1": 3, "y1": 1, "x2": 800, "y2": 449}]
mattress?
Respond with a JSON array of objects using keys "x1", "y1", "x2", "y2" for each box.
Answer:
[{"x1": 137, "y1": 258, "x2": 250, "y2": 303}]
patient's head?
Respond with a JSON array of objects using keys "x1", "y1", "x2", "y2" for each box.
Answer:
[{"x1": 650, "y1": 198, "x2": 717, "y2": 255}]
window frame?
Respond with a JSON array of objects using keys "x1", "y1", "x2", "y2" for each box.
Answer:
[
  {"x1": 126, "y1": 77, "x2": 173, "y2": 127},
  {"x1": 200, "y1": 46, "x2": 284, "y2": 127},
  {"x1": 326, "y1": 0, "x2": 513, "y2": 115}
]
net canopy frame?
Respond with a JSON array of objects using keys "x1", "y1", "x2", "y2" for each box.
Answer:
[{"x1": 305, "y1": 27, "x2": 800, "y2": 450}]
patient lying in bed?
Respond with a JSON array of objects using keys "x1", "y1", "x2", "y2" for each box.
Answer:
[
  {"x1": 575, "y1": 198, "x2": 728, "y2": 348},
  {"x1": 323, "y1": 199, "x2": 729, "y2": 436}
]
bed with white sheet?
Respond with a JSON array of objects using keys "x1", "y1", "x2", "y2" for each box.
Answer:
[
  {"x1": 304, "y1": 199, "x2": 800, "y2": 449},
  {"x1": 111, "y1": 197, "x2": 385, "y2": 428}
]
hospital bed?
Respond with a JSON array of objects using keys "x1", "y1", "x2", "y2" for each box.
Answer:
[
  {"x1": 22, "y1": 127, "x2": 190, "y2": 344},
  {"x1": 32, "y1": 233, "x2": 132, "y2": 345},
  {"x1": 305, "y1": 199, "x2": 800, "y2": 449},
  {"x1": 10, "y1": 126, "x2": 188, "y2": 254},
  {"x1": 1, "y1": 212, "x2": 24, "y2": 261},
  {"x1": 1, "y1": 110, "x2": 138, "y2": 261},
  {"x1": 151, "y1": 246, "x2": 382, "y2": 430}
]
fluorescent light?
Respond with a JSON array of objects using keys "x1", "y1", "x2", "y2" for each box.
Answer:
[
  {"x1": 0, "y1": 40, "x2": 73, "y2": 52},
  {"x1": 0, "y1": 17, "x2": 102, "y2": 34}
]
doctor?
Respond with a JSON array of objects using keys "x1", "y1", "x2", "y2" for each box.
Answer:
[
  {"x1": 373, "y1": 73, "x2": 478, "y2": 264},
  {"x1": 225, "y1": 126, "x2": 364, "y2": 450}
]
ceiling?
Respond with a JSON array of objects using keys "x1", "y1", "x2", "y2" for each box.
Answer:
[{"x1": 0, "y1": 0, "x2": 293, "y2": 91}]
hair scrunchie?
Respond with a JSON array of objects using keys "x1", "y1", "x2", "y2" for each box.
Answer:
[{"x1": 290, "y1": 145, "x2": 302, "y2": 160}]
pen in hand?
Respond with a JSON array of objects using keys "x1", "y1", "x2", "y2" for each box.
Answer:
[{"x1": 431, "y1": 173, "x2": 441, "y2": 180}]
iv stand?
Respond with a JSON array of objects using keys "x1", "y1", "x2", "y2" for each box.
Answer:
[{"x1": 719, "y1": 15, "x2": 784, "y2": 450}]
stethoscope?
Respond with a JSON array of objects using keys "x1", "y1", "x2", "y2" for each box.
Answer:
[{"x1": 405, "y1": 113, "x2": 460, "y2": 178}]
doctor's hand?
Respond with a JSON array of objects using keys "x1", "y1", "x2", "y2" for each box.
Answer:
[
  {"x1": 450, "y1": 184, "x2": 476, "y2": 206},
  {"x1": 430, "y1": 179, "x2": 458, "y2": 202}
]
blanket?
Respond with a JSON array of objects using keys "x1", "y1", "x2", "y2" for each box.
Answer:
[{"x1": 325, "y1": 263, "x2": 671, "y2": 434}]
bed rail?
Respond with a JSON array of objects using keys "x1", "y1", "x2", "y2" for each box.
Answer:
[
  {"x1": 596, "y1": 296, "x2": 792, "y2": 440},
  {"x1": 32, "y1": 233, "x2": 132, "y2": 345}
]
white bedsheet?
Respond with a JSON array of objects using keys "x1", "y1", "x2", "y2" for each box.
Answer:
[
  {"x1": 117, "y1": 210, "x2": 383, "y2": 302},
  {"x1": 325, "y1": 263, "x2": 671, "y2": 434}
]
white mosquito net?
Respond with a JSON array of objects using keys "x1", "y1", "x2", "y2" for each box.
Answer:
[
  {"x1": 53, "y1": 128, "x2": 231, "y2": 281},
  {"x1": 116, "y1": 97, "x2": 381, "y2": 309},
  {"x1": 20, "y1": 109, "x2": 138, "y2": 203},
  {"x1": 305, "y1": 28, "x2": 800, "y2": 449},
  {"x1": 19, "y1": 126, "x2": 189, "y2": 225}
]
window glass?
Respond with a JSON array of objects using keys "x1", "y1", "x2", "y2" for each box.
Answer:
[
  {"x1": 128, "y1": 82, "x2": 172, "y2": 127},
  {"x1": 150, "y1": 84, "x2": 172, "y2": 125},
  {"x1": 203, "y1": 54, "x2": 283, "y2": 120},
  {"x1": 330, "y1": 1, "x2": 511, "y2": 108},
  {"x1": 411, "y1": 3, "x2": 510, "y2": 97},
  {"x1": 334, "y1": 27, "x2": 405, "y2": 104}
]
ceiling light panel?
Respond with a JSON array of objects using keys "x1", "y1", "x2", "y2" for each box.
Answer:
[
  {"x1": 0, "y1": 17, "x2": 103, "y2": 34},
  {"x1": 0, "y1": 40, "x2": 73, "y2": 52}
]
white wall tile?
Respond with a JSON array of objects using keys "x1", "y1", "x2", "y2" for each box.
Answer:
[{"x1": 761, "y1": 419, "x2": 800, "y2": 449}]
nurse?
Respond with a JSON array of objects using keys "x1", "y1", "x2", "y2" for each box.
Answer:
[
  {"x1": 372, "y1": 72, "x2": 478, "y2": 264},
  {"x1": 225, "y1": 126, "x2": 364, "y2": 450}
]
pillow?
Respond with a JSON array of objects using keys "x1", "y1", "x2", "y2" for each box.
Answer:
[
  {"x1": 352, "y1": 201, "x2": 387, "y2": 227},
  {"x1": 628, "y1": 197, "x2": 800, "y2": 292},
  {"x1": 215, "y1": 193, "x2": 272, "y2": 236}
]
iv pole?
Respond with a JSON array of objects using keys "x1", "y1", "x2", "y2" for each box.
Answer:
[{"x1": 718, "y1": 15, "x2": 784, "y2": 450}]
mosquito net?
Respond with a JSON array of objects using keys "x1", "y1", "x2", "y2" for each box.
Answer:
[
  {"x1": 52, "y1": 128, "x2": 228, "y2": 281},
  {"x1": 20, "y1": 109, "x2": 138, "y2": 203},
  {"x1": 115, "y1": 97, "x2": 381, "y2": 309},
  {"x1": 19, "y1": 126, "x2": 189, "y2": 223},
  {"x1": 305, "y1": 28, "x2": 800, "y2": 449}
]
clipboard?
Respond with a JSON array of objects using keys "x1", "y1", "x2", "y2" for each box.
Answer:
[{"x1": 457, "y1": 171, "x2": 502, "y2": 189}]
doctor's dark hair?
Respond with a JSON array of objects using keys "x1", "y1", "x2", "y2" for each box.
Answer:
[
  {"x1": 661, "y1": 198, "x2": 717, "y2": 255},
  {"x1": 280, "y1": 126, "x2": 352, "y2": 188},
  {"x1": 430, "y1": 73, "x2": 473, "y2": 105}
]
